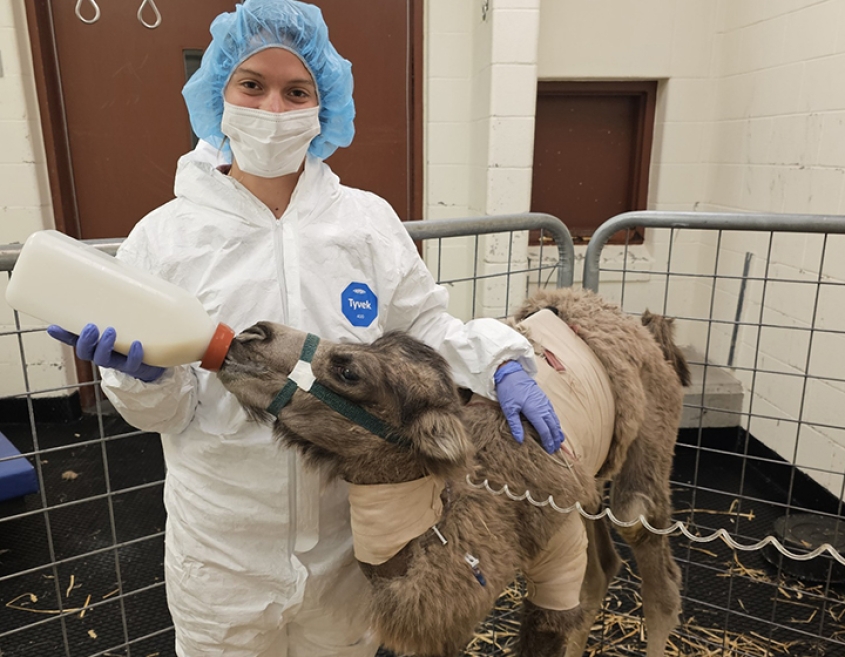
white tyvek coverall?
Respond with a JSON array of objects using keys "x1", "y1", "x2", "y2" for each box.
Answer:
[{"x1": 100, "y1": 156, "x2": 536, "y2": 656}]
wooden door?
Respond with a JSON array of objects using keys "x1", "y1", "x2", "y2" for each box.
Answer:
[
  {"x1": 530, "y1": 81, "x2": 656, "y2": 244},
  {"x1": 26, "y1": 0, "x2": 423, "y2": 240}
]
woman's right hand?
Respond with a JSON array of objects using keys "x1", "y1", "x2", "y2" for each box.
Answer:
[{"x1": 47, "y1": 323, "x2": 165, "y2": 383}]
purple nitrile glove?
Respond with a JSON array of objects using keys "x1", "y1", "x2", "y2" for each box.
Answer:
[
  {"x1": 494, "y1": 360, "x2": 565, "y2": 454},
  {"x1": 47, "y1": 323, "x2": 165, "y2": 383}
]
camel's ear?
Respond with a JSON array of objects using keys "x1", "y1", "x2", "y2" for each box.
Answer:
[{"x1": 407, "y1": 409, "x2": 473, "y2": 473}]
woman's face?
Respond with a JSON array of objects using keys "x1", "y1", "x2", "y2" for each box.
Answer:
[{"x1": 224, "y1": 47, "x2": 318, "y2": 113}]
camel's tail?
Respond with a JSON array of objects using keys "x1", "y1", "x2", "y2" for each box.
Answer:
[{"x1": 640, "y1": 311, "x2": 692, "y2": 387}]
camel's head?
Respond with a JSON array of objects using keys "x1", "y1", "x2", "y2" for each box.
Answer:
[{"x1": 217, "y1": 322, "x2": 473, "y2": 484}]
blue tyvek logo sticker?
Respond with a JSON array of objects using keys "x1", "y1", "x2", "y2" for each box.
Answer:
[{"x1": 342, "y1": 282, "x2": 378, "y2": 327}]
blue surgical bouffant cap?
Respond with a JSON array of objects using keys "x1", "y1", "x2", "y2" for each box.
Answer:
[{"x1": 182, "y1": 0, "x2": 355, "y2": 160}]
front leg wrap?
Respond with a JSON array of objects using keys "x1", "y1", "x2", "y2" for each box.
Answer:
[{"x1": 522, "y1": 510, "x2": 588, "y2": 611}]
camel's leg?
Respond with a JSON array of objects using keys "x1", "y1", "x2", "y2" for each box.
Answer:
[
  {"x1": 610, "y1": 440, "x2": 682, "y2": 657},
  {"x1": 613, "y1": 523, "x2": 680, "y2": 657},
  {"x1": 519, "y1": 601, "x2": 583, "y2": 657},
  {"x1": 564, "y1": 515, "x2": 621, "y2": 657}
]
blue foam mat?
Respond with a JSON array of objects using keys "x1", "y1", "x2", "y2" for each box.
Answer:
[{"x1": 0, "y1": 431, "x2": 39, "y2": 501}]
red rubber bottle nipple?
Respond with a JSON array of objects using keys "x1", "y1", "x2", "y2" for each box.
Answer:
[{"x1": 200, "y1": 323, "x2": 235, "y2": 371}]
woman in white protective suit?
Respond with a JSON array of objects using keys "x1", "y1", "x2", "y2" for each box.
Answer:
[{"x1": 47, "y1": 1, "x2": 566, "y2": 655}]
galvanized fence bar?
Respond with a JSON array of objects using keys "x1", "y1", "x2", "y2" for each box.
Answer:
[
  {"x1": 404, "y1": 213, "x2": 574, "y2": 290},
  {"x1": 583, "y1": 210, "x2": 845, "y2": 292},
  {"x1": 0, "y1": 238, "x2": 121, "y2": 272},
  {"x1": 0, "y1": 214, "x2": 574, "y2": 289}
]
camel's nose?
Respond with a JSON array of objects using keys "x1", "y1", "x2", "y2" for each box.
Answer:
[
  {"x1": 236, "y1": 322, "x2": 272, "y2": 343},
  {"x1": 217, "y1": 324, "x2": 270, "y2": 375}
]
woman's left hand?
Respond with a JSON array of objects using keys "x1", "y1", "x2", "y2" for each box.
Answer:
[{"x1": 494, "y1": 361, "x2": 565, "y2": 454}]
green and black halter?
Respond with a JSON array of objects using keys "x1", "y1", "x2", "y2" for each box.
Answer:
[{"x1": 265, "y1": 333, "x2": 409, "y2": 448}]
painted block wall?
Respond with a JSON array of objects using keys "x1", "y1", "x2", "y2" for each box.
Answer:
[
  {"x1": 701, "y1": 0, "x2": 845, "y2": 497},
  {"x1": 0, "y1": 1, "x2": 53, "y2": 245},
  {"x1": 425, "y1": 0, "x2": 541, "y2": 320},
  {"x1": 535, "y1": 0, "x2": 718, "y2": 306},
  {"x1": 425, "y1": 0, "x2": 720, "y2": 320},
  {"x1": 426, "y1": 0, "x2": 845, "y2": 494},
  {"x1": 530, "y1": 0, "x2": 845, "y2": 494},
  {"x1": 423, "y1": 0, "x2": 476, "y2": 320},
  {"x1": 0, "y1": 0, "x2": 76, "y2": 399}
]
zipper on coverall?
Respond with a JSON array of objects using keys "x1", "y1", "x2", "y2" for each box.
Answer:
[
  {"x1": 275, "y1": 203, "x2": 320, "y2": 559},
  {"x1": 272, "y1": 214, "x2": 297, "y2": 558}
]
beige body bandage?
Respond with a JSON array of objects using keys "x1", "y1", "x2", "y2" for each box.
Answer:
[
  {"x1": 347, "y1": 475, "x2": 444, "y2": 565},
  {"x1": 523, "y1": 511, "x2": 588, "y2": 610},
  {"x1": 517, "y1": 309, "x2": 616, "y2": 609},
  {"x1": 519, "y1": 309, "x2": 615, "y2": 477}
]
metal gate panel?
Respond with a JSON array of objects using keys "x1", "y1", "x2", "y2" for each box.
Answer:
[
  {"x1": 0, "y1": 214, "x2": 572, "y2": 657},
  {"x1": 584, "y1": 210, "x2": 845, "y2": 657},
  {"x1": 12, "y1": 209, "x2": 845, "y2": 656}
]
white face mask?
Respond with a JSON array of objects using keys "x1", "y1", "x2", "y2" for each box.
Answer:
[{"x1": 221, "y1": 101, "x2": 321, "y2": 178}]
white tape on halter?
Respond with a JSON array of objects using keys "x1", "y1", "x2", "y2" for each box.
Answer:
[{"x1": 289, "y1": 359, "x2": 317, "y2": 392}]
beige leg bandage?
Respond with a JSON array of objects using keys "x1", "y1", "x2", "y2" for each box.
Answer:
[
  {"x1": 347, "y1": 476, "x2": 444, "y2": 565},
  {"x1": 523, "y1": 511, "x2": 588, "y2": 611}
]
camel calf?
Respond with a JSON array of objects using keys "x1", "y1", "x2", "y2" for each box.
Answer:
[{"x1": 218, "y1": 288, "x2": 687, "y2": 657}]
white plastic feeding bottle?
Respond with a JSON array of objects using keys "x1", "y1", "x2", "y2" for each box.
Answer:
[{"x1": 5, "y1": 230, "x2": 234, "y2": 371}]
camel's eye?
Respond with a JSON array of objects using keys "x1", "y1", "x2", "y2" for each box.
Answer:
[{"x1": 335, "y1": 365, "x2": 360, "y2": 383}]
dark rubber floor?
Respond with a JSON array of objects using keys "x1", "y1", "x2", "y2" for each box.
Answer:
[
  {"x1": 2, "y1": 420, "x2": 844, "y2": 657},
  {"x1": 0, "y1": 414, "x2": 170, "y2": 657}
]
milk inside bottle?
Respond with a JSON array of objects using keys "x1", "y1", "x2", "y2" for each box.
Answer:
[{"x1": 5, "y1": 230, "x2": 234, "y2": 370}]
